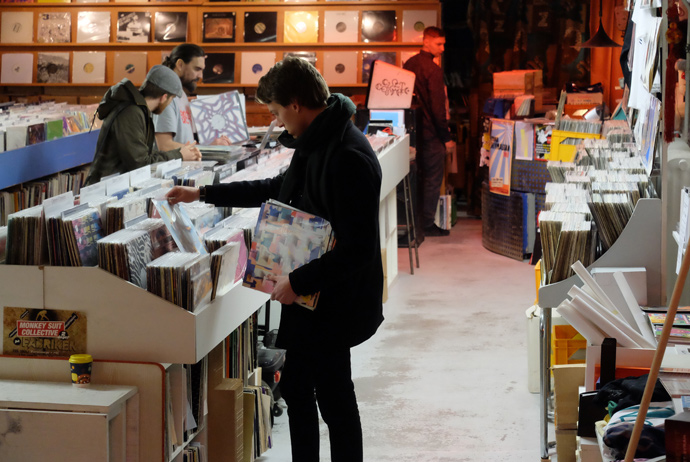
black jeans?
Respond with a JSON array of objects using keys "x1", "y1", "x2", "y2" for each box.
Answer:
[
  {"x1": 416, "y1": 137, "x2": 446, "y2": 229},
  {"x1": 279, "y1": 345, "x2": 362, "y2": 462}
]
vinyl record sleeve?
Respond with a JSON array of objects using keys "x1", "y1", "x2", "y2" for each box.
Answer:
[
  {"x1": 402, "y1": 10, "x2": 437, "y2": 43},
  {"x1": 154, "y1": 11, "x2": 188, "y2": 43},
  {"x1": 37, "y1": 12, "x2": 71, "y2": 43},
  {"x1": 77, "y1": 11, "x2": 111, "y2": 43},
  {"x1": 202, "y1": 52, "x2": 235, "y2": 83},
  {"x1": 113, "y1": 51, "x2": 147, "y2": 84},
  {"x1": 323, "y1": 10, "x2": 358, "y2": 43},
  {"x1": 361, "y1": 51, "x2": 395, "y2": 84},
  {"x1": 361, "y1": 10, "x2": 396, "y2": 43},
  {"x1": 283, "y1": 10, "x2": 318, "y2": 43},
  {"x1": 203, "y1": 12, "x2": 235, "y2": 43},
  {"x1": 323, "y1": 51, "x2": 357, "y2": 85},
  {"x1": 190, "y1": 90, "x2": 248, "y2": 144},
  {"x1": 243, "y1": 11, "x2": 277, "y2": 43},
  {"x1": 366, "y1": 60, "x2": 415, "y2": 109},
  {"x1": 117, "y1": 12, "x2": 151, "y2": 43},
  {"x1": 37, "y1": 52, "x2": 69, "y2": 83},
  {"x1": 72, "y1": 51, "x2": 106, "y2": 84},
  {"x1": 240, "y1": 52, "x2": 274, "y2": 84},
  {"x1": 283, "y1": 51, "x2": 316, "y2": 66},
  {"x1": 1, "y1": 12, "x2": 34, "y2": 44},
  {"x1": 1, "y1": 53, "x2": 33, "y2": 84}
]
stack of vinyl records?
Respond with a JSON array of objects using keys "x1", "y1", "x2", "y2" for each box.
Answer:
[
  {"x1": 588, "y1": 193, "x2": 635, "y2": 252},
  {"x1": 5, "y1": 205, "x2": 47, "y2": 265},
  {"x1": 0, "y1": 226, "x2": 6, "y2": 263},
  {"x1": 546, "y1": 161, "x2": 576, "y2": 183},
  {"x1": 105, "y1": 196, "x2": 148, "y2": 235},
  {"x1": 244, "y1": 384, "x2": 273, "y2": 457},
  {"x1": 549, "y1": 218, "x2": 593, "y2": 283},
  {"x1": 146, "y1": 252, "x2": 213, "y2": 312},
  {"x1": 181, "y1": 202, "x2": 222, "y2": 237},
  {"x1": 55, "y1": 204, "x2": 104, "y2": 267},
  {"x1": 97, "y1": 219, "x2": 176, "y2": 289},
  {"x1": 210, "y1": 242, "x2": 242, "y2": 300}
]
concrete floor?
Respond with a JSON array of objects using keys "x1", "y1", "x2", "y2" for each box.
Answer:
[{"x1": 256, "y1": 217, "x2": 548, "y2": 461}]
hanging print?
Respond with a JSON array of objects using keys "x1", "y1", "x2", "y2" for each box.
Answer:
[{"x1": 489, "y1": 119, "x2": 514, "y2": 196}]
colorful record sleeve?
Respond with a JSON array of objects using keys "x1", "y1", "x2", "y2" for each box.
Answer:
[
  {"x1": 243, "y1": 11, "x2": 277, "y2": 43},
  {"x1": 203, "y1": 12, "x2": 235, "y2": 43},
  {"x1": 284, "y1": 11, "x2": 318, "y2": 44},
  {"x1": 361, "y1": 10, "x2": 396, "y2": 42}
]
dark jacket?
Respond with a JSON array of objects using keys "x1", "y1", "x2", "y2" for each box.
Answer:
[
  {"x1": 85, "y1": 79, "x2": 181, "y2": 185},
  {"x1": 205, "y1": 93, "x2": 384, "y2": 349},
  {"x1": 403, "y1": 50, "x2": 452, "y2": 144}
]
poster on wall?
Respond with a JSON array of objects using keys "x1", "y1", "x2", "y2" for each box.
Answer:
[
  {"x1": 489, "y1": 119, "x2": 514, "y2": 196},
  {"x1": 3, "y1": 307, "x2": 87, "y2": 357},
  {"x1": 514, "y1": 121, "x2": 534, "y2": 161}
]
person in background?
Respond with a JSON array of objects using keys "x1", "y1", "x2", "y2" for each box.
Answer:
[
  {"x1": 154, "y1": 43, "x2": 231, "y2": 150},
  {"x1": 404, "y1": 26, "x2": 456, "y2": 237},
  {"x1": 84, "y1": 65, "x2": 201, "y2": 185},
  {"x1": 165, "y1": 57, "x2": 384, "y2": 462}
]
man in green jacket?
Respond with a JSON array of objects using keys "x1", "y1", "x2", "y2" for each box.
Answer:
[{"x1": 85, "y1": 65, "x2": 201, "y2": 185}]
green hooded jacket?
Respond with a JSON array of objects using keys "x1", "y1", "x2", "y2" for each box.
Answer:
[{"x1": 85, "y1": 79, "x2": 181, "y2": 185}]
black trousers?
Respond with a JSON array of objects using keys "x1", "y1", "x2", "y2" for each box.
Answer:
[
  {"x1": 279, "y1": 345, "x2": 362, "y2": 462},
  {"x1": 416, "y1": 137, "x2": 446, "y2": 229}
]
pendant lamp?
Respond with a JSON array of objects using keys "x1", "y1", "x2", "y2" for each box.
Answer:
[{"x1": 581, "y1": 0, "x2": 622, "y2": 48}]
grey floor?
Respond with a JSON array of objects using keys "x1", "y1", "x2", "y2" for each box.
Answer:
[{"x1": 256, "y1": 216, "x2": 551, "y2": 461}]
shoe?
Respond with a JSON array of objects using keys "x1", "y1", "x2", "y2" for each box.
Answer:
[{"x1": 424, "y1": 224, "x2": 450, "y2": 237}]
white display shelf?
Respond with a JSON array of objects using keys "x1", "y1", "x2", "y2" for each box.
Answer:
[{"x1": 0, "y1": 265, "x2": 269, "y2": 364}]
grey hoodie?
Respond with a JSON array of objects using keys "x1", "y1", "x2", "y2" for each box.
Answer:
[{"x1": 85, "y1": 79, "x2": 181, "y2": 185}]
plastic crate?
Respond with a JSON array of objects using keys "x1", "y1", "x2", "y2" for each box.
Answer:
[
  {"x1": 551, "y1": 325, "x2": 586, "y2": 365},
  {"x1": 549, "y1": 129, "x2": 601, "y2": 162}
]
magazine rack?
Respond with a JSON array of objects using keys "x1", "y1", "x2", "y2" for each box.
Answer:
[{"x1": 536, "y1": 198, "x2": 662, "y2": 460}]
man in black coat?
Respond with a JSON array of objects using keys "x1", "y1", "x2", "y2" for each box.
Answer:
[
  {"x1": 404, "y1": 26, "x2": 456, "y2": 237},
  {"x1": 166, "y1": 57, "x2": 384, "y2": 462}
]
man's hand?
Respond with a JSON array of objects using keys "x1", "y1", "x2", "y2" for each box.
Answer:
[
  {"x1": 266, "y1": 274, "x2": 298, "y2": 305},
  {"x1": 166, "y1": 186, "x2": 200, "y2": 204},
  {"x1": 445, "y1": 140, "x2": 456, "y2": 156},
  {"x1": 180, "y1": 141, "x2": 202, "y2": 161},
  {"x1": 211, "y1": 135, "x2": 232, "y2": 146}
]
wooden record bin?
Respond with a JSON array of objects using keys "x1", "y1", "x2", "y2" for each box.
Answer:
[{"x1": 0, "y1": 0, "x2": 441, "y2": 103}]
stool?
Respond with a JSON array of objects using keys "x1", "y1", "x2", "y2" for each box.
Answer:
[{"x1": 401, "y1": 173, "x2": 420, "y2": 274}]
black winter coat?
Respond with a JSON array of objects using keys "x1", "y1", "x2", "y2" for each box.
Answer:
[{"x1": 205, "y1": 94, "x2": 384, "y2": 349}]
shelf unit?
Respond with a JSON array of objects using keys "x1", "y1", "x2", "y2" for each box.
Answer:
[
  {"x1": 536, "y1": 198, "x2": 662, "y2": 461},
  {"x1": 0, "y1": 0, "x2": 441, "y2": 100},
  {"x1": 0, "y1": 129, "x2": 98, "y2": 190}
]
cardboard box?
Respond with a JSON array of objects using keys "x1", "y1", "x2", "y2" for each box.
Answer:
[
  {"x1": 243, "y1": 391, "x2": 256, "y2": 462},
  {"x1": 493, "y1": 70, "x2": 534, "y2": 95},
  {"x1": 556, "y1": 428, "x2": 578, "y2": 462},
  {"x1": 208, "y1": 378, "x2": 244, "y2": 462},
  {"x1": 566, "y1": 92, "x2": 603, "y2": 105},
  {"x1": 553, "y1": 364, "x2": 586, "y2": 430},
  {"x1": 666, "y1": 410, "x2": 690, "y2": 461}
]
